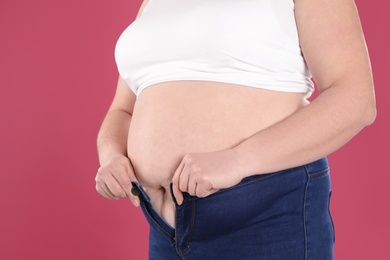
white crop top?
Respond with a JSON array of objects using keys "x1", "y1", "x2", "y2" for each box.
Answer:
[{"x1": 115, "y1": 0, "x2": 314, "y2": 97}]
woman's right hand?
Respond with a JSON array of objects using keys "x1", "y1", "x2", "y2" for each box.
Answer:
[{"x1": 95, "y1": 155, "x2": 140, "y2": 207}]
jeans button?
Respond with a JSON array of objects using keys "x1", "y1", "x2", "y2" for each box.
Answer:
[{"x1": 131, "y1": 186, "x2": 141, "y2": 196}]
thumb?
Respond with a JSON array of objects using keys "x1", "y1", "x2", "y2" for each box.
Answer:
[
  {"x1": 128, "y1": 182, "x2": 141, "y2": 207},
  {"x1": 124, "y1": 161, "x2": 141, "y2": 207}
]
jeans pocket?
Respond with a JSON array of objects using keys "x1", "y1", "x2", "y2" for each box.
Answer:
[{"x1": 307, "y1": 167, "x2": 330, "y2": 180}]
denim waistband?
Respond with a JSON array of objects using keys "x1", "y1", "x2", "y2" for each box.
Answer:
[
  {"x1": 132, "y1": 157, "x2": 329, "y2": 207},
  {"x1": 170, "y1": 157, "x2": 329, "y2": 205}
]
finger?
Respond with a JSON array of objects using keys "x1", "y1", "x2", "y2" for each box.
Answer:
[
  {"x1": 113, "y1": 168, "x2": 135, "y2": 198},
  {"x1": 96, "y1": 163, "x2": 127, "y2": 199},
  {"x1": 128, "y1": 186, "x2": 140, "y2": 207},
  {"x1": 104, "y1": 175, "x2": 127, "y2": 199},
  {"x1": 111, "y1": 158, "x2": 141, "y2": 206},
  {"x1": 172, "y1": 160, "x2": 185, "y2": 205},
  {"x1": 188, "y1": 173, "x2": 197, "y2": 196},
  {"x1": 123, "y1": 163, "x2": 139, "y2": 185},
  {"x1": 101, "y1": 189, "x2": 117, "y2": 200},
  {"x1": 196, "y1": 185, "x2": 219, "y2": 198},
  {"x1": 195, "y1": 176, "x2": 219, "y2": 198},
  {"x1": 123, "y1": 163, "x2": 141, "y2": 207},
  {"x1": 96, "y1": 182, "x2": 119, "y2": 200},
  {"x1": 112, "y1": 159, "x2": 138, "y2": 195},
  {"x1": 178, "y1": 164, "x2": 191, "y2": 194},
  {"x1": 95, "y1": 171, "x2": 122, "y2": 200},
  {"x1": 110, "y1": 169, "x2": 140, "y2": 206},
  {"x1": 111, "y1": 173, "x2": 131, "y2": 196},
  {"x1": 195, "y1": 184, "x2": 207, "y2": 198},
  {"x1": 96, "y1": 183, "x2": 114, "y2": 200}
]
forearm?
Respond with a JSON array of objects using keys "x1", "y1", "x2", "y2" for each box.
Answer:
[
  {"x1": 233, "y1": 82, "x2": 376, "y2": 177},
  {"x1": 97, "y1": 110, "x2": 131, "y2": 166}
]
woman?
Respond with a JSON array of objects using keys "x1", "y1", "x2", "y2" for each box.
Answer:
[{"x1": 95, "y1": 0, "x2": 376, "y2": 259}]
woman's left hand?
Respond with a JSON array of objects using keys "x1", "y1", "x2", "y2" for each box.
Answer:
[{"x1": 172, "y1": 149, "x2": 246, "y2": 205}]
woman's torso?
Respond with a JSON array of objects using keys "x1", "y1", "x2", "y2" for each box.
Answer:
[
  {"x1": 116, "y1": 0, "x2": 313, "y2": 228},
  {"x1": 128, "y1": 82, "x2": 308, "y2": 227}
]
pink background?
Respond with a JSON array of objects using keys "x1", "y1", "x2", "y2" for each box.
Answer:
[{"x1": 1, "y1": 0, "x2": 389, "y2": 259}]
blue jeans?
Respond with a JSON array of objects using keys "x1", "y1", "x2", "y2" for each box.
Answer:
[{"x1": 132, "y1": 157, "x2": 334, "y2": 259}]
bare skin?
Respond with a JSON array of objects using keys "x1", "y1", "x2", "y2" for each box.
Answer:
[
  {"x1": 96, "y1": 0, "x2": 376, "y2": 229},
  {"x1": 129, "y1": 82, "x2": 309, "y2": 227}
]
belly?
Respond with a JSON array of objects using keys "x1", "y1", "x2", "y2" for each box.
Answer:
[{"x1": 127, "y1": 81, "x2": 308, "y2": 227}]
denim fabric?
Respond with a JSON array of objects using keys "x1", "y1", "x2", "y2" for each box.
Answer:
[{"x1": 132, "y1": 157, "x2": 334, "y2": 260}]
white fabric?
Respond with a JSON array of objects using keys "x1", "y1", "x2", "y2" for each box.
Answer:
[{"x1": 115, "y1": 0, "x2": 314, "y2": 97}]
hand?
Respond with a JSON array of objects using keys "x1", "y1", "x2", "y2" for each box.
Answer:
[
  {"x1": 172, "y1": 149, "x2": 245, "y2": 205},
  {"x1": 95, "y1": 155, "x2": 140, "y2": 207}
]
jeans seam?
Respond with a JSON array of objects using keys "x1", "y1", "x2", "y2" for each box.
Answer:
[
  {"x1": 329, "y1": 191, "x2": 336, "y2": 243},
  {"x1": 188, "y1": 200, "x2": 196, "y2": 245},
  {"x1": 177, "y1": 201, "x2": 195, "y2": 258},
  {"x1": 303, "y1": 170, "x2": 310, "y2": 260}
]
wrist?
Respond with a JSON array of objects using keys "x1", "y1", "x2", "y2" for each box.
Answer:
[
  {"x1": 99, "y1": 152, "x2": 128, "y2": 166},
  {"x1": 230, "y1": 146, "x2": 260, "y2": 179}
]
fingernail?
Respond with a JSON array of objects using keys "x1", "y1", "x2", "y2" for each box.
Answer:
[{"x1": 134, "y1": 199, "x2": 140, "y2": 207}]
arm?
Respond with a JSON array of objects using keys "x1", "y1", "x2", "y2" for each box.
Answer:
[
  {"x1": 96, "y1": 76, "x2": 139, "y2": 205},
  {"x1": 233, "y1": 0, "x2": 376, "y2": 175},
  {"x1": 95, "y1": 0, "x2": 151, "y2": 207},
  {"x1": 172, "y1": 0, "x2": 376, "y2": 204},
  {"x1": 97, "y1": 76, "x2": 136, "y2": 165},
  {"x1": 98, "y1": 0, "x2": 150, "y2": 163}
]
